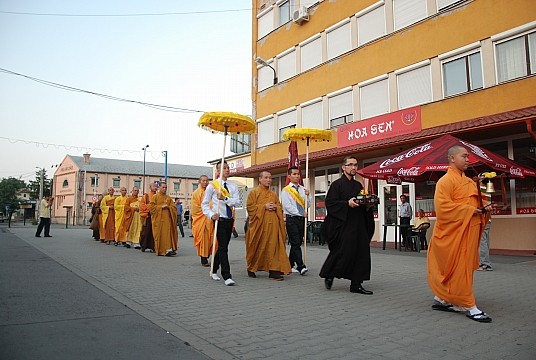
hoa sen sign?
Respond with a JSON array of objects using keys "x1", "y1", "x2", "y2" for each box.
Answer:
[{"x1": 337, "y1": 107, "x2": 421, "y2": 148}]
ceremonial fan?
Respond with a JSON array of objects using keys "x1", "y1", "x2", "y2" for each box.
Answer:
[
  {"x1": 198, "y1": 112, "x2": 256, "y2": 277},
  {"x1": 282, "y1": 128, "x2": 332, "y2": 263}
]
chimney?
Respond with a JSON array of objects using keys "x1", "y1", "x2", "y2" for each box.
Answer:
[{"x1": 83, "y1": 153, "x2": 91, "y2": 165}]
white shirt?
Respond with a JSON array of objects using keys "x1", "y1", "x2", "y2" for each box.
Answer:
[
  {"x1": 281, "y1": 184, "x2": 312, "y2": 217},
  {"x1": 201, "y1": 179, "x2": 240, "y2": 219},
  {"x1": 399, "y1": 202, "x2": 413, "y2": 219},
  {"x1": 39, "y1": 198, "x2": 52, "y2": 218}
]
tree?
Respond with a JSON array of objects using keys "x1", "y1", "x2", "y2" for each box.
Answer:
[
  {"x1": 0, "y1": 177, "x2": 26, "y2": 216},
  {"x1": 28, "y1": 170, "x2": 51, "y2": 200}
]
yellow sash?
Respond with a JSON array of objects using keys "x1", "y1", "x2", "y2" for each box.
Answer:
[
  {"x1": 211, "y1": 180, "x2": 230, "y2": 197},
  {"x1": 284, "y1": 184, "x2": 305, "y2": 208}
]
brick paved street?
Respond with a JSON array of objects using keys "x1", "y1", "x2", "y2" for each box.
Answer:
[{"x1": 3, "y1": 225, "x2": 535, "y2": 359}]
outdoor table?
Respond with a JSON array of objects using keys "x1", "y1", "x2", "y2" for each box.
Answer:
[{"x1": 382, "y1": 224, "x2": 412, "y2": 251}]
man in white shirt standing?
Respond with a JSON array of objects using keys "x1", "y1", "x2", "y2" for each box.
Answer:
[
  {"x1": 281, "y1": 166, "x2": 311, "y2": 275},
  {"x1": 202, "y1": 161, "x2": 240, "y2": 286},
  {"x1": 35, "y1": 194, "x2": 54, "y2": 237},
  {"x1": 398, "y1": 194, "x2": 413, "y2": 249}
]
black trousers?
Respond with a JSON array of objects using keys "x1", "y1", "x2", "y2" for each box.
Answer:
[
  {"x1": 212, "y1": 217, "x2": 233, "y2": 280},
  {"x1": 399, "y1": 217, "x2": 411, "y2": 246},
  {"x1": 286, "y1": 216, "x2": 306, "y2": 270},
  {"x1": 177, "y1": 215, "x2": 184, "y2": 237},
  {"x1": 36, "y1": 217, "x2": 51, "y2": 236}
]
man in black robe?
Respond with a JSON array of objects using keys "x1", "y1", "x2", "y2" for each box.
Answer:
[{"x1": 319, "y1": 156, "x2": 375, "y2": 294}]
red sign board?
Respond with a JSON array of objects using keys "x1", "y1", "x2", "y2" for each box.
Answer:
[{"x1": 337, "y1": 106, "x2": 421, "y2": 148}]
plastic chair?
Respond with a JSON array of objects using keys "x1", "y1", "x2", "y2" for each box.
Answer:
[{"x1": 408, "y1": 222, "x2": 430, "y2": 251}]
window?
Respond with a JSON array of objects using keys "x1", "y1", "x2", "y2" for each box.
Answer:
[
  {"x1": 360, "y1": 77, "x2": 389, "y2": 119},
  {"x1": 257, "y1": 117, "x2": 275, "y2": 147},
  {"x1": 301, "y1": 100, "x2": 323, "y2": 129},
  {"x1": 397, "y1": 63, "x2": 432, "y2": 109},
  {"x1": 278, "y1": 110, "x2": 297, "y2": 140},
  {"x1": 357, "y1": 3, "x2": 386, "y2": 46},
  {"x1": 437, "y1": 0, "x2": 464, "y2": 10},
  {"x1": 174, "y1": 182, "x2": 181, "y2": 192},
  {"x1": 496, "y1": 31, "x2": 536, "y2": 83},
  {"x1": 62, "y1": 179, "x2": 68, "y2": 188},
  {"x1": 113, "y1": 178, "x2": 120, "y2": 188},
  {"x1": 300, "y1": 35, "x2": 322, "y2": 72},
  {"x1": 314, "y1": 167, "x2": 341, "y2": 220},
  {"x1": 393, "y1": 0, "x2": 427, "y2": 31},
  {"x1": 327, "y1": 20, "x2": 352, "y2": 60},
  {"x1": 277, "y1": 49, "x2": 297, "y2": 82},
  {"x1": 192, "y1": 183, "x2": 199, "y2": 191},
  {"x1": 513, "y1": 138, "x2": 536, "y2": 214},
  {"x1": 442, "y1": 51, "x2": 483, "y2": 97},
  {"x1": 230, "y1": 133, "x2": 251, "y2": 154},
  {"x1": 257, "y1": 7, "x2": 274, "y2": 39},
  {"x1": 90, "y1": 176, "x2": 99, "y2": 187},
  {"x1": 258, "y1": 62, "x2": 274, "y2": 91},
  {"x1": 134, "y1": 180, "x2": 141, "y2": 188},
  {"x1": 278, "y1": 0, "x2": 294, "y2": 26},
  {"x1": 328, "y1": 90, "x2": 353, "y2": 128}
]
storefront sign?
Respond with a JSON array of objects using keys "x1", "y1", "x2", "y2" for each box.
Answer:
[
  {"x1": 337, "y1": 106, "x2": 421, "y2": 148},
  {"x1": 229, "y1": 159, "x2": 245, "y2": 174}
]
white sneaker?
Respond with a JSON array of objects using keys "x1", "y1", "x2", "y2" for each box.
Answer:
[
  {"x1": 291, "y1": 268, "x2": 299, "y2": 273},
  {"x1": 211, "y1": 273, "x2": 221, "y2": 281},
  {"x1": 224, "y1": 278, "x2": 236, "y2": 286},
  {"x1": 300, "y1": 267, "x2": 309, "y2": 275}
]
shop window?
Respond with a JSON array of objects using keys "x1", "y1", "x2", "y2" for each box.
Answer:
[
  {"x1": 442, "y1": 51, "x2": 483, "y2": 97},
  {"x1": 478, "y1": 141, "x2": 512, "y2": 215},
  {"x1": 414, "y1": 181, "x2": 436, "y2": 217},
  {"x1": 496, "y1": 30, "x2": 536, "y2": 83},
  {"x1": 361, "y1": 161, "x2": 379, "y2": 218},
  {"x1": 313, "y1": 167, "x2": 341, "y2": 220},
  {"x1": 513, "y1": 138, "x2": 536, "y2": 214}
]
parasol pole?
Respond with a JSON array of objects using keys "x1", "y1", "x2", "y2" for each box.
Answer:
[
  {"x1": 209, "y1": 125, "x2": 228, "y2": 277},
  {"x1": 303, "y1": 137, "x2": 310, "y2": 264}
]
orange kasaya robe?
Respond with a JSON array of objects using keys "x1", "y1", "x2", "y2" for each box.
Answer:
[
  {"x1": 150, "y1": 192, "x2": 178, "y2": 256},
  {"x1": 100, "y1": 195, "x2": 116, "y2": 241},
  {"x1": 427, "y1": 167, "x2": 487, "y2": 307},
  {"x1": 114, "y1": 195, "x2": 128, "y2": 241},
  {"x1": 245, "y1": 185, "x2": 291, "y2": 274},
  {"x1": 124, "y1": 195, "x2": 142, "y2": 245},
  {"x1": 191, "y1": 187, "x2": 215, "y2": 257}
]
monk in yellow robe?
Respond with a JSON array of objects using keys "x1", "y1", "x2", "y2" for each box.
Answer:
[
  {"x1": 139, "y1": 182, "x2": 157, "y2": 252},
  {"x1": 123, "y1": 187, "x2": 142, "y2": 249},
  {"x1": 427, "y1": 145, "x2": 493, "y2": 323},
  {"x1": 114, "y1": 187, "x2": 128, "y2": 246},
  {"x1": 191, "y1": 175, "x2": 215, "y2": 266},
  {"x1": 150, "y1": 183, "x2": 178, "y2": 256},
  {"x1": 100, "y1": 187, "x2": 116, "y2": 245},
  {"x1": 245, "y1": 171, "x2": 291, "y2": 280}
]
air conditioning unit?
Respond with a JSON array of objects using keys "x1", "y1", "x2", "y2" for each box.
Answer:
[{"x1": 292, "y1": 6, "x2": 309, "y2": 24}]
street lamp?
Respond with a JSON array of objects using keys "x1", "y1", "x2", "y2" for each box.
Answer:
[
  {"x1": 256, "y1": 57, "x2": 278, "y2": 85},
  {"x1": 142, "y1": 145, "x2": 149, "y2": 195}
]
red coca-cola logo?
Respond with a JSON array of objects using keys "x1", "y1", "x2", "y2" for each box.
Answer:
[
  {"x1": 379, "y1": 143, "x2": 431, "y2": 168},
  {"x1": 387, "y1": 176, "x2": 402, "y2": 184},
  {"x1": 397, "y1": 167, "x2": 420, "y2": 177},
  {"x1": 510, "y1": 167, "x2": 522, "y2": 176}
]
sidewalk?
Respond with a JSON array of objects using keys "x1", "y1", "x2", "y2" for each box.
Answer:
[{"x1": 2, "y1": 224, "x2": 535, "y2": 359}]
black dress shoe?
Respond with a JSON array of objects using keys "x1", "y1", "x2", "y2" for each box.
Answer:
[
  {"x1": 44, "y1": 235, "x2": 52, "y2": 237},
  {"x1": 324, "y1": 278, "x2": 334, "y2": 290},
  {"x1": 350, "y1": 285, "x2": 373, "y2": 295},
  {"x1": 35, "y1": 235, "x2": 41, "y2": 237},
  {"x1": 247, "y1": 271, "x2": 257, "y2": 278}
]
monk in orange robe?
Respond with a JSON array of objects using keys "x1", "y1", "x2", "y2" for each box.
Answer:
[
  {"x1": 427, "y1": 145, "x2": 494, "y2": 323},
  {"x1": 245, "y1": 171, "x2": 291, "y2": 280},
  {"x1": 191, "y1": 175, "x2": 215, "y2": 266},
  {"x1": 114, "y1": 187, "x2": 128, "y2": 246},
  {"x1": 100, "y1": 187, "x2": 116, "y2": 245},
  {"x1": 150, "y1": 183, "x2": 178, "y2": 256},
  {"x1": 123, "y1": 187, "x2": 142, "y2": 249},
  {"x1": 139, "y1": 182, "x2": 157, "y2": 252}
]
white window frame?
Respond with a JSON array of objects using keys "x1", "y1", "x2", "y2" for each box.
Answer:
[
  {"x1": 396, "y1": 60, "x2": 432, "y2": 109},
  {"x1": 493, "y1": 27, "x2": 536, "y2": 84},
  {"x1": 277, "y1": 108, "x2": 297, "y2": 141},
  {"x1": 359, "y1": 75, "x2": 389, "y2": 120},
  {"x1": 326, "y1": 19, "x2": 352, "y2": 60},
  {"x1": 356, "y1": 1, "x2": 386, "y2": 47},
  {"x1": 327, "y1": 88, "x2": 353, "y2": 128},
  {"x1": 277, "y1": 48, "x2": 297, "y2": 82},
  {"x1": 301, "y1": 98, "x2": 323, "y2": 129},
  {"x1": 257, "y1": 116, "x2": 275, "y2": 148},
  {"x1": 257, "y1": 60, "x2": 275, "y2": 92},
  {"x1": 300, "y1": 34, "x2": 322, "y2": 72},
  {"x1": 257, "y1": 6, "x2": 274, "y2": 40},
  {"x1": 393, "y1": 0, "x2": 428, "y2": 31},
  {"x1": 277, "y1": 0, "x2": 294, "y2": 26},
  {"x1": 440, "y1": 47, "x2": 483, "y2": 98}
]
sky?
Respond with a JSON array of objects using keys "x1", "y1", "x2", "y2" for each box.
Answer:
[{"x1": 0, "y1": 0, "x2": 252, "y2": 182}]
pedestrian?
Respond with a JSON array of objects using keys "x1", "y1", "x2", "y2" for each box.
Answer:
[
  {"x1": 114, "y1": 187, "x2": 128, "y2": 246},
  {"x1": 411, "y1": 209, "x2": 430, "y2": 250},
  {"x1": 399, "y1": 194, "x2": 413, "y2": 248},
  {"x1": 124, "y1": 187, "x2": 142, "y2": 249},
  {"x1": 191, "y1": 175, "x2": 215, "y2": 266},
  {"x1": 281, "y1": 166, "x2": 311, "y2": 275},
  {"x1": 201, "y1": 160, "x2": 239, "y2": 286},
  {"x1": 35, "y1": 194, "x2": 54, "y2": 237},
  {"x1": 89, "y1": 194, "x2": 102, "y2": 240},
  {"x1": 319, "y1": 156, "x2": 375, "y2": 294},
  {"x1": 100, "y1": 187, "x2": 116, "y2": 245},
  {"x1": 478, "y1": 220, "x2": 493, "y2": 271},
  {"x1": 427, "y1": 145, "x2": 493, "y2": 323},
  {"x1": 175, "y1": 198, "x2": 185, "y2": 237},
  {"x1": 139, "y1": 182, "x2": 157, "y2": 252},
  {"x1": 150, "y1": 183, "x2": 178, "y2": 257},
  {"x1": 245, "y1": 171, "x2": 291, "y2": 281}
]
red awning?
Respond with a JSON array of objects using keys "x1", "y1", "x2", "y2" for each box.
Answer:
[{"x1": 357, "y1": 134, "x2": 536, "y2": 184}]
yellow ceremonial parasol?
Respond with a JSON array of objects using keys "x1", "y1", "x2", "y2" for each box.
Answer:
[
  {"x1": 198, "y1": 112, "x2": 256, "y2": 277},
  {"x1": 283, "y1": 128, "x2": 332, "y2": 263}
]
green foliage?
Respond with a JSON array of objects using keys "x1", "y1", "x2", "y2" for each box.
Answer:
[
  {"x1": 0, "y1": 177, "x2": 26, "y2": 213},
  {"x1": 28, "y1": 170, "x2": 51, "y2": 200}
]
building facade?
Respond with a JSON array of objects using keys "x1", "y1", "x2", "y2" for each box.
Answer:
[
  {"x1": 52, "y1": 154, "x2": 212, "y2": 226},
  {"x1": 240, "y1": 0, "x2": 536, "y2": 253}
]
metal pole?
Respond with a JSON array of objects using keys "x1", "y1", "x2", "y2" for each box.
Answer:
[
  {"x1": 142, "y1": 145, "x2": 149, "y2": 194},
  {"x1": 83, "y1": 169, "x2": 87, "y2": 225},
  {"x1": 163, "y1": 151, "x2": 168, "y2": 183}
]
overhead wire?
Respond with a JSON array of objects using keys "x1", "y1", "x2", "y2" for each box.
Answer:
[{"x1": 0, "y1": 8, "x2": 252, "y2": 17}]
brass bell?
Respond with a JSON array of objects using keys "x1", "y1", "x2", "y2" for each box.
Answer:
[{"x1": 485, "y1": 180, "x2": 495, "y2": 193}]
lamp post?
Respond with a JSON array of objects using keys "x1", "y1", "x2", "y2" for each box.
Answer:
[
  {"x1": 256, "y1": 57, "x2": 278, "y2": 85},
  {"x1": 142, "y1": 145, "x2": 149, "y2": 194}
]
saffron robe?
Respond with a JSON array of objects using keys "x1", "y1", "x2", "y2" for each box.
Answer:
[
  {"x1": 150, "y1": 192, "x2": 178, "y2": 256},
  {"x1": 100, "y1": 195, "x2": 116, "y2": 241},
  {"x1": 124, "y1": 196, "x2": 142, "y2": 245},
  {"x1": 245, "y1": 185, "x2": 291, "y2": 274},
  {"x1": 114, "y1": 195, "x2": 128, "y2": 241},
  {"x1": 139, "y1": 191, "x2": 156, "y2": 251},
  {"x1": 319, "y1": 176, "x2": 375, "y2": 284},
  {"x1": 427, "y1": 167, "x2": 486, "y2": 307},
  {"x1": 191, "y1": 187, "x2": 215, "y2": 257}
]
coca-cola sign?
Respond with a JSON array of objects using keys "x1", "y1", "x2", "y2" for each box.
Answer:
[
  {"x1": 387, "y1": 176, "x2": 402, "y2": 184},
  {"x1": 397, "y1": 167, "x2": 421, "y2": 177},
  {"x1": 510, "y1": 167, "x2": 523, "y2": 177},
  {"x1": 460, "y1": 140, "x2": 493, "y2": 162},
  {"x1": 380, "y1": 143, "x2": 432, "y2": 168}
]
